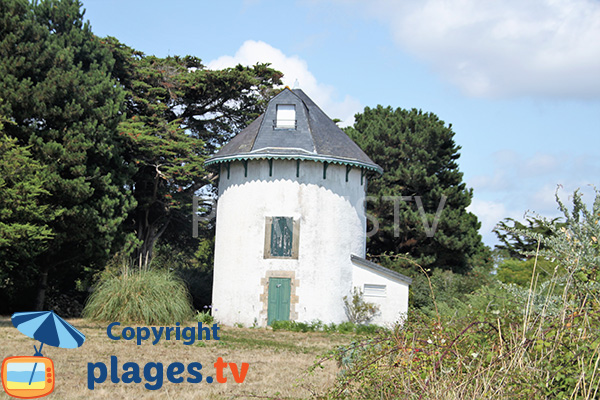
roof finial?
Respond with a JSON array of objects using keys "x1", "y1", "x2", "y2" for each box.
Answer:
[{"x1": 292, "y1": 79, "x2": 300, "y2": 89}]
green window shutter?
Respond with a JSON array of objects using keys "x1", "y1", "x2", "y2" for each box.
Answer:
[{"x1": 270, "y1": 217, "x2": 293, "y2": 257}]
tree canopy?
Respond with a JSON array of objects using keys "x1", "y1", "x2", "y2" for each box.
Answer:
[
  {"x1": 346, "y1": 106, "x2": 489, "y2": 273},
  {"x1": 493, "y1": 216, "x2": 561, "y2": 260},
  {"x1": 0, "y1": 0, "x2": 282, "y2": 312},
  {"x1": 1, "y1": 0, "x2": 495, "y2": 313},
  {"x1": 106, "y1": 39, "x2": 282, "y2": 269},
  {"x1": 0, "y1": 117, "x2": 55, "y2": 310},
  {"x1": 0, "y1": 0, "x2": 134, "y2": 311}
]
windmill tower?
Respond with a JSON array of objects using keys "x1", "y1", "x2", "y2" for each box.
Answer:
[{"x1": 205, "y1": 88, "x2": 410, "y2": 327}]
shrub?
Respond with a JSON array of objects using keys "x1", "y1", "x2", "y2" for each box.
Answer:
[
  {"x1": 343, "y1": 287, "x2": 380, "y2": 324},
  {"x1": 496, "y1": 257, "x2": 557, "y2": 286},
  {"x1": 271, "y1": 320, "x2": 294, "y2": 331},
  {"x1": 313, "y1": 188, "x2": 600, "y2": 399},
  {"x1": 195, "y1": 309, "x2": 214, "y2": 325},
  {"x1": 309, "y1": 319, "x2": 324, "y2": 331},
  {"x1": 336, "y1": 322, "x2": 356, "y2": 334},
  {"x1": 354, "y1": 324, "x2": 380, "y2": 335},
  {"x1": 401, "y1": 265, "x2": 493, "y2": 317},
  {"x1": 271, "y1": 320, "x2": 312, "y2": 332},
  {"x1": 270, "y1": 319, "x2": 385, "y2": 335},
  {"x1": 82, "y1": 269, "x2": 194, "y2": 325}
]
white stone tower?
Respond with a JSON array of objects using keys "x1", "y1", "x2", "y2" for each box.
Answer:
[{"x1": 206, "y1": 88, "x2": 409, "y2": 327}]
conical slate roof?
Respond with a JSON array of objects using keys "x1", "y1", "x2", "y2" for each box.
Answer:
[{"x1": 205, "y1": 88, "x2": 382, "y2": 174}]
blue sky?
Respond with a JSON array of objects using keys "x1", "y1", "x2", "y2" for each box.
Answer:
[{"x1": 82, "y1": 0, "x2": 600, "y2": 246}]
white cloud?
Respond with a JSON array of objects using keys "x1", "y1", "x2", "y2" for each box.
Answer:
[
  {"x1": 336, "y1": 0, "x2": 600, "y2": 98},
  {"x1": 469, "y1": 168, "x2": 513, "y2": 191},
  {"x1": 467, "y1": 150, "x2": 598, "y2": 245},
  {"x1": 529, "y1": 182, "x2": 598, "y2": 216},
  {"x1": 470, "y1": 151, "x2": 596, "y2": 194},
  {"x1": 524, "y1": 153, "x2": 560, "y2": 175},
  {"x1": 208, "y1": 40, "x2": 362, "y2": 126},
  {"x1": 467, "y1": 198, "x2": 522, "y2": 245}
]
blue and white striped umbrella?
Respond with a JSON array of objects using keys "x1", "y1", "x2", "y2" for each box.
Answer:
[{"x1": 11, "y1": 311, "x2": 85, "y2": 353}]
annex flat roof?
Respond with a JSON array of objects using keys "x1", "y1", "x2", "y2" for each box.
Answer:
[{"x1": 351, "y1": 255, "x2": 413, "y2": 285}]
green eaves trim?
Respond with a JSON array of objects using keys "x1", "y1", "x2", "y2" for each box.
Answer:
[{"x1": 205, "y1": 154, "x2": 383, "y2": 175}]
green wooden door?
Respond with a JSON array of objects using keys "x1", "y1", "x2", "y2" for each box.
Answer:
[{"x1": 267, "y1": 277, "x2": 291, "y2": 325}]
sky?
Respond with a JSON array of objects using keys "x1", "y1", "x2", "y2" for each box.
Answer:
[{"x1": 82, "y1": 0, "x2": 600, "y2": 246}]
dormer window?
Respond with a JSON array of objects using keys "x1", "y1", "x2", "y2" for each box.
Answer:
[{"x1": 275, "y1": 104, "x2": 296, "y2": 129}]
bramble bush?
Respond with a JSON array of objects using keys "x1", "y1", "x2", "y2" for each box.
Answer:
[{"x1": 313, "y1": 188, "x2": 600, "y2": 399}]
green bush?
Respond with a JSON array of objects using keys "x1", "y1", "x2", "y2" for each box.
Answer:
[
  {"x1": 195, "y1": 309, "x2": 214, "y2": 325},
  {"x1": 354, "y1": 324, "x2": 381, "y2": 335},
  {"x1": 496, "y1": 257, "x2": 559, "y2": 286},
  {"x1": 343, "y1": 287, "x2": 380, "y2": 324},
  {"x1": 82, "y1": 269, "x2": 194, "y2": 325},
  {"x1": 319, "y1": 305, "x2": 600, "y2": 399},
  {"x1": 336, "y1": 322, "x2": 356, "y2": 334},
  {"x1": 313, "y1": 188, "x2": 600, "y2": 399},
  {"x1": 271, "y1": 319, "x2": 384, "y2": 335},
  {"x1": 271, "y1": 320, "x2": 313, "y2": 332},
  {"x1": 401, "y1": 265, "x2": 493, "y2": 317},
  {"x1": 271, "y1": 320, "x2": 295, "y2": 331},
  {"x1": 309, "y1": 319, "x2": 324, "y2": 331}
]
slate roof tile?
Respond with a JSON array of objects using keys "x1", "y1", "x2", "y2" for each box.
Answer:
[{"x1": 205, "y1": 88, "x2": 382, "y2": 173}]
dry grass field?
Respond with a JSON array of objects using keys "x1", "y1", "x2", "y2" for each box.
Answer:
[{"x1": 0, "y1": 317, "x2": 350, "y2": 399}]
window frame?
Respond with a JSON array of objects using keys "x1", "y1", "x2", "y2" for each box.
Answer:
[
  {"x1": 363, "y1": 283, "x2": 387, "y2": 297},
  {"x1": 264, "y1": 216, "x2": 299, "y2": 259},
  {"x1": 275, "y1": 104, "x2": 297, "y2": 129}
]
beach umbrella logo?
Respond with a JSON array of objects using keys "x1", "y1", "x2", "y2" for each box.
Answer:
[{"x1": 1, "y1": 311, "x2": 86, "y2": 399}]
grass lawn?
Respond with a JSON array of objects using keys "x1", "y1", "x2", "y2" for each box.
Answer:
[{"x1": 0, "y1": 317, "x2": 350, "y2": 399}]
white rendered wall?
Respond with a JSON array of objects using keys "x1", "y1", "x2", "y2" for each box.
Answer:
[
  {"x1": 212, "y1": 159, "x2": 367, "y2": 327},
  {"x1": 351, "y1": 263, "x2": 410, "y2": 326}
]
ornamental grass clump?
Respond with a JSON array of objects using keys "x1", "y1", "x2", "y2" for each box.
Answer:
[{"x1": 82, "y1": 268, "x2": 194, "y2": 325}]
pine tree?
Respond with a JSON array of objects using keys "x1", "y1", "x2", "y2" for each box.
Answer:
[
  {"x1": 106, "y1": 39, "x2": 282, "y2": 268},
  {"x1": 346, "y1": 106, "x2": 489, "y2": 273},
  {"x1": 0, "y1": 115, "x2": 56, "y2": 312},
  {"x1": 0, "y1": 0, "x2": 134, "y2": 309},
  {"x1": 493, "y1": 217, "x2": 561, "y2": 260}
]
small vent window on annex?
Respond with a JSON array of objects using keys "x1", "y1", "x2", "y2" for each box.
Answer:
[
  {"x1": 275, "y1": 104, "x2": 296, "y2": 129},
  {"x1": 364, "y1": 284, "x2": 386, "y2": 297},
  {"x1": 264, "y1": 216, "x2": 299, "y2": 259}
]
